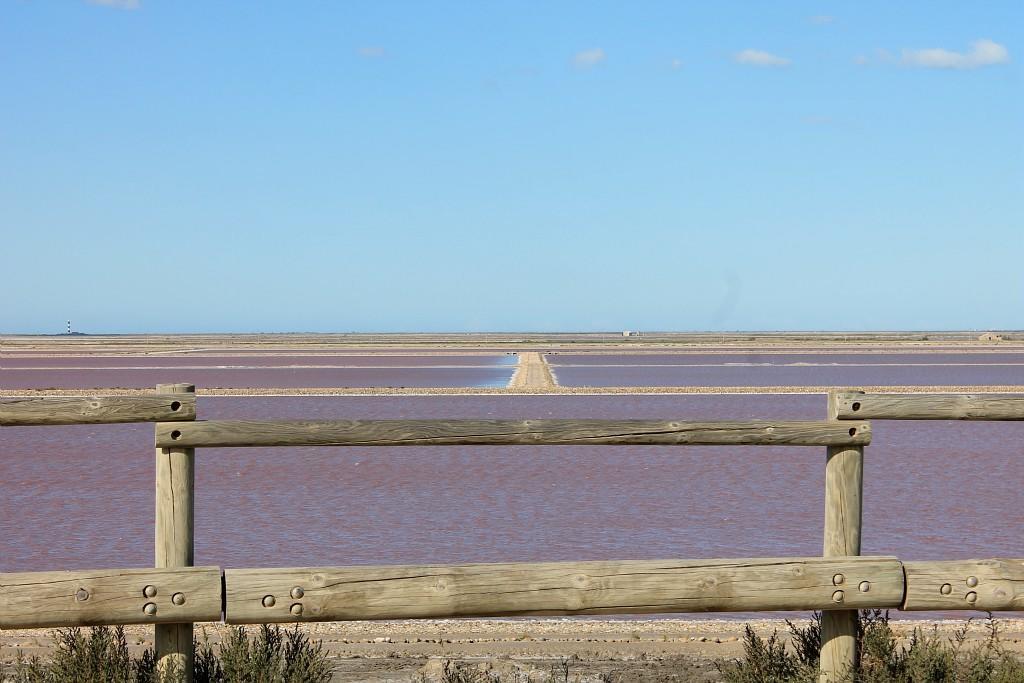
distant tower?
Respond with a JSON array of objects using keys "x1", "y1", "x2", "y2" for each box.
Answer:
[{"x1": 67, "y1": 320, "x2": 71, "y2": 335}]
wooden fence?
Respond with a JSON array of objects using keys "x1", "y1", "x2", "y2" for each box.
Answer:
[{"x1": 1, "y1": 388, "x2": 1022, "y2": 682}]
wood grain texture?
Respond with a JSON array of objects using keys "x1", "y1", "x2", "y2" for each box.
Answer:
[
  {"x1": 0, "y1": 394, "x2": 196, "y2": 426},
  {"x1": 903, "y1": 559, "x2": 1024, "y2": 611},
  {"x1": 223, "y1": 557, "x2": 903, "y2": 623},
  {"x1": 155, "y1": 419, "x2": 872, "y2": 449},
  {"x1": 833, "y1": 391, "x2": 1024, "y2": 421},
  {"x1": 820, "y1": 392, "x2": 865, "y2": 682},
  {"x1": 155, "y1": 383, "x2": 196, "y2": 681},
  {"x1": 0, "y1": 567, "x2": 221, "y2": 629}
]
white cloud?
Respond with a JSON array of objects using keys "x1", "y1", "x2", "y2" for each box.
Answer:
[
  {"x1": 88, "y1": 0, "x2": 139, "y2": 8},
  {"x1": 734, "y1": 49, "x2": 791, "y2": 67},
  {"x1": 357, "y1": 47, "x2": 386, "y2": 59},
  {"x1": 670, "y1": 58, "x2": 683, "y2": 70},
  {"x1": 901, "y1": 39, "x2": 1010, "y2": 69},
  {"x1": 809, "y1": 15, "x2": 835, "y2": 25},
  {"x1": 573, "y1": 48, "x2": 606, "y2": 68}
]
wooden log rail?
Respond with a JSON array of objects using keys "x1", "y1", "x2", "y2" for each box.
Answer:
[
  {"x1": 902, "y1": 559, "x2": 1024, "y2": 611},
  {"x1": 3, "y1": 557, "x2": 1022, "y2": 629},
  {"x1": 0, "y1": 567, "x2": 221, "y2": 629},
  {"x1": 833, "y1": 391, "x2": 1024, "y2": 421},
  {"x1": 224, "y1": 557, "x2": 904, "y2": 623},
  {"x1": 153, "y1": 419, "x2": 871, "y2": 449},
  {"x1": 0, "y1": 394, "x2": 196, "y2": 426}
]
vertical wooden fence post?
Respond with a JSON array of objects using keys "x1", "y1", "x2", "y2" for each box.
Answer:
[
  {"x1": 819, "y1": 390, "x2": 864, "y2": 681},
  {"x1": 155, "y1": 383, "x2": 196, "y2": 681}
]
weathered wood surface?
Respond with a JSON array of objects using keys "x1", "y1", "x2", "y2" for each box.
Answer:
[
  {"x1": 223, "y1": 557, "x2": 903, "y2": 623},
  {"x1": 155, "y1": 383, "x2": 196, "y2": 681},
  {"x1": 0, "y1": 567, "x2": 221, "y2": 629},
  {"x1": 155, "y1": 419, "x2": 872, "y2": 449},
  {"x1": 0, "y1": 394, "x2": 196, "y2": 426},
  {"x1": 820, "y1": 392, "x2": 865, "y2": 681},
  {"x1": 833, "y1": 392, "x2": 1024, "y2": 421},
  {"x1": 903, "y1": 560, "x2": 1024, "y2": 611}
]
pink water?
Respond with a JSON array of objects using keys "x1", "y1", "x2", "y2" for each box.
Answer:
[
  {"x1": 2, "y1": 395, "x2": 1021, "y2": 585},
  {"x1": 548, "y1": 352, "x2": 1024, "y2": 386},
  {"x1": 0, "y1": 354, "x2": 517, "y2": 389},
  {"x1": 6, "y1": 350, "x2": 1023, "y2": 389},
  {"x1": 0, "y1": 354, "x2": 519, "y2": 368}
]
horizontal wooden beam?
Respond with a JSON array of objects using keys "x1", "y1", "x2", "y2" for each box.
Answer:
[
  {"x1": 155, "y1": 419, "x2": 871, "y2": 449},
  {"x1": 223, "y1": 556, "x2": 902, "y2": 623},
  {"x1": 832, "y1": 392, "x2": 1024, "y2": 421},
  {"x1": 0, "y1": 394, "x2": 196, "y2": 426},
  {"x1": 0, "y1": 567, "x2": 221, "y2": 628},
  {"x1": 902, "y1": 559, "x2": 1024, "y2": 611}
]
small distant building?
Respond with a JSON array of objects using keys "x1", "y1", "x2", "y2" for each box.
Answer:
[
  {"x1": 979, "y1": 332, "x2": 1004, "y2": 342},
  {"x1": 621, "y1": 331, "x2": 641, "y2": 338}
]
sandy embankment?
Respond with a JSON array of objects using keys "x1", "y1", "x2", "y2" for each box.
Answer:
[{"x1": 508, "y1": 352, "x2": 558, "y2": 390}]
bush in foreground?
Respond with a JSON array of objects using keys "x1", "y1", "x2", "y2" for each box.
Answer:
[
  {"x1": 4, "y1": 625, "x2": 332, "y2": 683},
  {"x1": 718, "y1": 611, "x2": 1024, "y2": 682}
]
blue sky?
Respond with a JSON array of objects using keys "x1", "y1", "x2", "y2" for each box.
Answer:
[{"x1": 1, "y1": 2, "x2": 1020, "y2": 333}]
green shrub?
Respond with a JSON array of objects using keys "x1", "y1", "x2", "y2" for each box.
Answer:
[
  {"x1": 216, "y1": 625, "x2": 332, "y2": 683},
  {"x1": 8, "y1": 626, "x2": 146, "y2": 683},
  {"x1": 717, "y1": 624, "x2": 817, "y2": 682},
  {"x1": 4, "y1": 625, "x2": 332, "y2": 683},
  {"x1": 719, "y1": 612, "x2": 1024, "y2": 683}
]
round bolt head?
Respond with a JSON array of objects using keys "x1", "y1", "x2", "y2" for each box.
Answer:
[
  {"x1": 940, "y1": 583, "x2": 953, "y2": 595},
  {"x1": 262, "y1": 595, "x2": 276, "y2": 608},
  {"x1": 143, "y1": 602, "x2": 158, "y2": 616},
  {"x1": 143, "y1": 585, "x2": 157, "y2": 598},
  {"x1": 965, "y1": 591, "x2": 978, "y2": 604},
  {"x1": 832, "y1": 574, "x2": 845, "y2": 586},
  {"x1": 291, "y1": 586, "x2": 305, "y2": 599},
  {"x1": 171, "y1": 592, "x2": 186, "y2": 606},
  {"x1": 75, "y1": 588, "x2": 90, "y2": 602},
  {"x1": 859, "y1": 581, "x2": 871, "y2": 593},
  {"x1": 966, "y1": 576, "x2": 979, "y2": 588},
  {"x1": 832, "y1": 590, "x2": 845, "y2": 603},
  {"x1": 290, "y1": 603, "x2": 304, "y2": 616}
]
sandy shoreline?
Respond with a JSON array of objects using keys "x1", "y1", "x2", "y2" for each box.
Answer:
[
  {"x1": 3, "y1": 385, "x2": 1023, "y2": 398},
  {"x1": 4, "y1": 618, "x2": 1023, "y2": 681}
]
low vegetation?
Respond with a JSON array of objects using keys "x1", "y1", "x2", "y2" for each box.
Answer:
[
  {"x1": 6, "y1": 615, "x2": 1024, "y2": 683},
  {"x1": 718, "y1": 611, "x2": 1024, "y2": 682},
  {"x1": 3, "y1": 625, "x2": 332, "y2": 683}
]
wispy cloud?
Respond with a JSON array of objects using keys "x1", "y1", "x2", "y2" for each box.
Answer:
[
  {"x1": 734, "y1": 49, "x2": 791, "y2": 67},
  {"x1": 87, "y1": 0, "x2": 139, "y2": 8},
  {"x1": 900, "y1": 39, "x2": 1010, "y2": 69},
  {"x1": 670, "y1": 58, "x2": 683, "y2": 70},
  {"x1": 573, "y1": 48, "x2": 606, "y2": 69},
  {"x1": 357, "y1": 47, "x2": 387, "y2": 59},
  {"x1": 809, "y1": 15, "x2": 835, "y2": 25}
]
